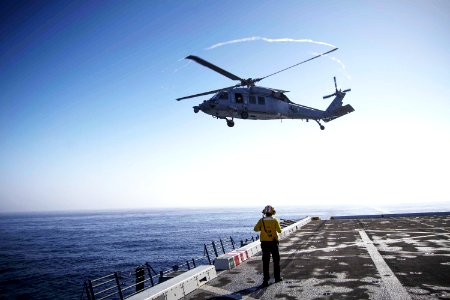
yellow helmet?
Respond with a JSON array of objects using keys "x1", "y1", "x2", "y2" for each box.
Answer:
[{"x1": 262, "y1": 205, "x2": 276, "y2": 215}]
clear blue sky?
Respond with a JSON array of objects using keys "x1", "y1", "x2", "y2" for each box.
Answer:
[{"x1": 1, "y1": 0, "x2": 449, "y2": 212}]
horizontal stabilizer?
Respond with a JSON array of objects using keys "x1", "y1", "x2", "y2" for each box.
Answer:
[{"x1": 323, "y1": 104, "x2": 354, "y2": 122}]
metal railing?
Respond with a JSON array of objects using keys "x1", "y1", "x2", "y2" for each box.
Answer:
[
  {"x1": 203, "y1": 236, "x2": 235, "y2": 264},
  {"x1": 80, "y1": 234, "x2": 257, "y2": 300},
  {"x1": 80, "y1": 256, "x2": 211, "y2": 300},
  {"x1": 84, "y1": 272, "x2": 123, "y2": 300},
  {"x1": 202, "y1": 235, "x2": 261, "y2": 264}
]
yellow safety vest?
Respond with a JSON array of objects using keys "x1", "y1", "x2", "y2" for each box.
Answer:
[{"x1": 254, "y1": 217, "x2": 282, "y2": 241}]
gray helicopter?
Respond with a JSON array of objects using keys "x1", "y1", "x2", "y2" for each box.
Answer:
[{"x1": 177, "y1": 48, "x2": 354, "y2": 129}]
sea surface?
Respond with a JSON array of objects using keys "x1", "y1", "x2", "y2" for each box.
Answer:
[{"x1": 0, "y1": 203, "x2": 448, "y2": 299}]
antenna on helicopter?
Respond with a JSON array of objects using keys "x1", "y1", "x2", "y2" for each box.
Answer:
[{"x1": 323, "y1": 77, "x2": 351, "y2": 99}]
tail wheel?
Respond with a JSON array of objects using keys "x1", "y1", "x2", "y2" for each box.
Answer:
[{"x1": 315, "y1": 119, "x2": 325, "y2": 130}]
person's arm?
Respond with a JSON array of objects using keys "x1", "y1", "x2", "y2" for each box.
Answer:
[
  {"x1": 254, "y1": 219, "x2": 262, "y2": 232},
  {"x1": 276, "y1": 219, "x2": 282, "y2": 233}
]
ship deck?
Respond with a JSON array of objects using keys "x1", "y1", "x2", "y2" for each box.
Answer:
[{"x1": 183, "y1": 215, "x2": 450, "y2": 299}]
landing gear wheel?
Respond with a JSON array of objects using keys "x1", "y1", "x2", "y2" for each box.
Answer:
[
  {"x1": 227, "y1": 120, "x2": 235, "y2": 127},
  {"x1": 315, "y1": 120, "x2": 325, "y2": 130},
  {"x1": 193, "y1": 106, "x2": 199, "y2": 113},
  {"x1": 241, "y1": 111, "x2": 249, "y2": 119}
]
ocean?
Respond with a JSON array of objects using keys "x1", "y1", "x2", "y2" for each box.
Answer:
[{"x1": 0, "y1": 203, "x2": 448, "y2": 299}]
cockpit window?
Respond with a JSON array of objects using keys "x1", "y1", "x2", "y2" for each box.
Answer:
[
  {"x1": 272, "y1": 91, "x2": 288, "y2": 101},
  {"x1": 218, "y1": 92, "x2": 229, "y2": 99}
]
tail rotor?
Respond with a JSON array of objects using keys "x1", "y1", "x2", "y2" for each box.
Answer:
[{"x1": 323, "y1": 77, "x2": 351, "y2": 99}]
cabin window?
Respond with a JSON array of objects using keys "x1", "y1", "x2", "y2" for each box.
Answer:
[
  {"x1": 258, "y1": 96, "x2": 265, "y2": 105},
  {"x1": 235, "y1": 93, "x2": 243, "y2": 104},
  {"x1": 249, "y1": 95, "x2": 256, "y2": 104},
  {"x1": 218, "y1": 92, "x2": 228, "y2": 99}
]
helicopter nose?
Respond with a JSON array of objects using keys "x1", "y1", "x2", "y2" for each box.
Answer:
[
  {"x1": 199, "y1": 100, "x2": 216, "y2": 112},
  {"x1": 198, "y1": 101, "x2": 207, "y2": 111}
]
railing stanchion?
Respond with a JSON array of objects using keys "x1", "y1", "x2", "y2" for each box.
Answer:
[
  {"x1": 204, "y1": 244, "x2": 212, "y2": 264},
  {"x1": 230, "y1": 236, "x2": 235, "y2": 249},
  {"x1": 135, "y1": 266, "x2": 145, "y2": 292},
  {"x1": 192, "y1": 258, "x2": 196, "y2": 267},
  {"x1": 145, "y1": 262, "x2": 155, "y2": 287},
  {"x1": 87, "y1": 280, "x2": 95, "y2": 300},
  {"x1": 219, "y1": 239, "x2": 225, "y2": 254},
  {"x1": 114, "y1": 272, "x2": 124, "y2": 300},
  {"x1": 212, "y1": 241, "x2": 218, "y2": 257}
]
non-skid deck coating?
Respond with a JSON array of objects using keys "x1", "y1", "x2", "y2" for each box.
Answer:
[{"x1": 184, "y1": 215, "x2": 450, "y2": 299}]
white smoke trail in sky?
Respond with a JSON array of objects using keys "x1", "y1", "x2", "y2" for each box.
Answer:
[
  {"x1": 206, "y1": 36, "x2": 350, "y2": 79},
  {"x1": 329, "y1": 56, "x2": 351, "y2": 80},
  {"x1": 311, "y1": 51, "x2": 351, "y2": 80},
  {"x1": 206, "y1": 36, "x2": 337, "y2": 50}
]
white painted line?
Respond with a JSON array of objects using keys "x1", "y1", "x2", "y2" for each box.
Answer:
[
  {"x1": 358, "y1": 230, "x2": 412, "y2": 300},
  {"x1": 198, "y1": 285, "x2": 258, "y2": 300}
]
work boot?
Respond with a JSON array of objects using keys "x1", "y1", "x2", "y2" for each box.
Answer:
[
  {"x1": 261, "y1": 281, "x2": 269, "y2": 287},
  {"x1": 275, "y1": 277, "x2": 283, "y2": 283}
]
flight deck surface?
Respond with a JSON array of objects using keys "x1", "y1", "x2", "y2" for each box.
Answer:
[{"x1": 184, "y1": 215, "x2": 450, "y2": 299}]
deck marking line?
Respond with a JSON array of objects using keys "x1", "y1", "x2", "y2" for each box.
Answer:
[
  {"x1": 198, "y1": 284, "x2": 259, "y2": 300},
  {"x1": 359, "y1": 230, "x2": 412, "y2": 300}
]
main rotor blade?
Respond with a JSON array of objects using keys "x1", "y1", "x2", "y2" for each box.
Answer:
[
  {"x1": 176, "y1": 85, "x2": 237, "y2": 101},
  {"x1": 186, "y1": 55, "x2": 244, "y2": 82},
  {"x1": 255, "y1": 48, "x2": 338, "y2": 82}
]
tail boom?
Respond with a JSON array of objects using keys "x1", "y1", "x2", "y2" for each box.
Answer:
[{"x1": 323, "y1": 104, "x2": 354, "y2": 122}]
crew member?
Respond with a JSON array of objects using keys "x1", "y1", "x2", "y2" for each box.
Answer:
[{"x1": 254, "y1": 205, "x2": 282, "y2": 287}]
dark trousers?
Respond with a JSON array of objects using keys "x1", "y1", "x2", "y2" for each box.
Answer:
[{"x1": 261, "y1": 241, "x2": 281, "y2": 281}]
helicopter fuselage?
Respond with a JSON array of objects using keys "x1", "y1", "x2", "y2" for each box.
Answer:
[{"x1": 195, "y1": 86, "x2": 324, "y2": 122}]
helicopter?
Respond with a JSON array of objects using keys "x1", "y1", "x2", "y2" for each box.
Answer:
[{"x1": 176, "y1": 48, "x2": 354, "y2": 129}]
